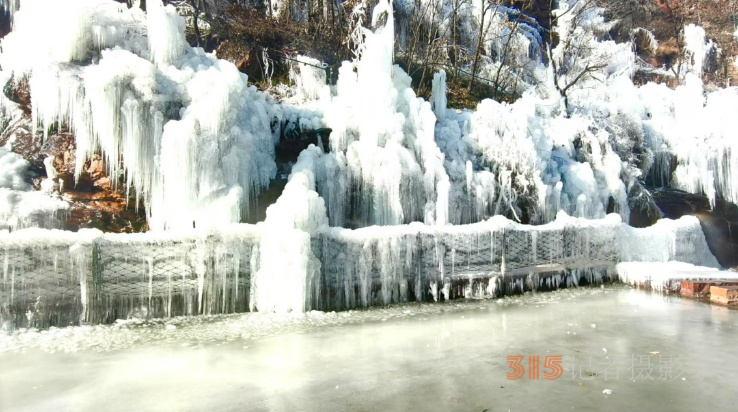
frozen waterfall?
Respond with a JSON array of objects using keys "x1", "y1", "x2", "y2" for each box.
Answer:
[
  {"x1": 1, "y1": 0, "x2": 278, "y2": 230},
  {"x1": 1, "y1": 0, "x2": 737, "y2": 320}
]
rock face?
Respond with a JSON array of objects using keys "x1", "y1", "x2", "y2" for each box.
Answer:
[
  {"x1": 41, "y1": 134, "x2": 149, "y2": 233},
  {"x1": 245, "y1": 126, "x2": 332, "y2": 223},
  {"x1": 276, "y1": 127, "x2": 331, "y2": 163},
  {"x1": 644, "y1": 187, "x2": 738, "y2": 269},
  {"x1": 1, "y1": 78, "x2": 148, "y2": 233}
]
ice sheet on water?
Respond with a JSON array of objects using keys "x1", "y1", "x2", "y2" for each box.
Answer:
[{"x1": 0, "y1": 284, "x2": 625, "y2": 353}]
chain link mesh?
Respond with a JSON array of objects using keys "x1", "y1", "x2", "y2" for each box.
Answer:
[
  {"x1": 1, "y1": 217, "x2": 713, "y2": 328},
  {"x1": 1, "y1": 233, "x2": 258, "y2": 329},
  {"x1": 0, "y1": 243, "x2": 80, "y2": 328}
]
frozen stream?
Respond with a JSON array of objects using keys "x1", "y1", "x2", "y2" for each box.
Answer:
[{"x1": 1, "y1": 285, "x2": 737, "y2": 411}]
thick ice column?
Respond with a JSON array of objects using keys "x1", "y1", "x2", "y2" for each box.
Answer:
[
  {"x1": 70, "y1": 238, "x2": 96, "y2": 324},
  {"x1": 147, "y1": 0, "x2": 186, "y2": 68},
  {"x1": 435, "y1": 178, "x2": 450, "y2": 226},
  {"x1": 291, "y1": 56, "x2": 329, "y2": 101},
  {"x1": 431, "y1": 70, "x2": 447, "y2": 122},
  {"x1": 350, "y1": 0, "x2": 393, "y2": 147},
  {"x1": 253, "y1": 147, "x2": 329, "y2": 313}
]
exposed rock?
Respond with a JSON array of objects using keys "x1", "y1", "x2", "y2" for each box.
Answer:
[
  {"x1": 247, "y1": 126, "x2": 331, "y2": 224},
  {"x1": 249, "y1": 169, "x2": 288, "y2": 224},
  {"x1": 1, "y1": 79, "x2": 148, "y2": 233},
  {"x1": 276, "y1": 126, "x2": 331, "y2": 162},
  {"x1": 644, "y1": 187, "x2": 738, "y2": 269},
  {"x1": 39, "y1": 133, "x2": 149, "y2": 233}
]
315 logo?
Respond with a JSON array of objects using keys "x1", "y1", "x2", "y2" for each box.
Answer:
[{"x1": 507, "y1": 355, "x2": 563, "y2": 380}]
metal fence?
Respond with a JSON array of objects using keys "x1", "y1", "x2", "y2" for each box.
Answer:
[
  {"x1": 0, "y1": 228, "x2": 260, "y2": 329},
  {"x1": 310, "y1": 216, "x2": 717, "y2": 311},
  {"x1": 0, "y1": 216, "x2": 718, "y2": 329}
]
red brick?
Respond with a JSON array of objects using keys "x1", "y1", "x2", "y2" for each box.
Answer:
[
  {"x1": 681, "y1": 281, "x2": 738, "y2": 297},
  {"x1": 681, "y1": 281, "x2": 712, "y2": 296},
  {"x1": 710, "y1": 286, "x2": 738, "y2": 305}
]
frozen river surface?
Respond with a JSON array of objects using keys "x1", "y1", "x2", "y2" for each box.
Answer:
[{"x1": 1, "y1": 286, "x2": 737, "y2": 411}]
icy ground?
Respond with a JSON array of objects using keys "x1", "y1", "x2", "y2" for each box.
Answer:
[{"x1": 1, "y1": 285, "x2": 737, "y2": 411}]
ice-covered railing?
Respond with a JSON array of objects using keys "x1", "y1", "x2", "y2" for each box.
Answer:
[
  {"x1": 1, "y1": 214, "x2": 718, "y2": 329},
  {"x1": 0, "y1": 226, "x2": 260, "y2": 330},
  {"x1": 309, "y1": 214, "x2": 718, "y2": 310}
]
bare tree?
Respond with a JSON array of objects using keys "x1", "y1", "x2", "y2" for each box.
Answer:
[
  {"x1": 188, "y1": 0, "x2": 205, "y2": 47},
  {"x1": 548, "y1": 0, "x2": 612, "y2": 115},
  {"x1": 489, "y1": 1, "x2": 537, "y2": 100},
  {"x1": 468, "y1": 0, "x2": 498, "y2": 91}
]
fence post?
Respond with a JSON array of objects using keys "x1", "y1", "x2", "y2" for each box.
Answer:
[{"x1": 71, "y1": 240, "x2": 94, "y2": 325}]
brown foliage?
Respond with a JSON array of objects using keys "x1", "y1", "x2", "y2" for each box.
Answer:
[
  {"x1": 212, "y1": 5, "x2": 351, "y2": 86},
  {"x1": 629, "y1": 0, "x2": 738, "y2": 86}
]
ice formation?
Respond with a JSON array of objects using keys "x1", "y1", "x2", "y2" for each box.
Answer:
[
  {"x1": 1, "y1": 0, "x2": 278, "y2": 230},
  {"x1": 3, "y1": 0, "x2": 736, "y2": 231},
  {"x1": 252, "y1": 146, "x2": 329, "y2": 313},
  {"x1": 243, "y1": 1, "x2": 738, "y2": 313},
  {"x1": 0, "y1": 212, "x2": 720, "y2": 327},
  {"x1": 280, "y1": 0, "x2": 738, "y2": 228},
  {"x1": 682, "y1": 24, "x2": 713, "y2": 78},
  {"x1": 2, "y1": 0, "x2": 738, "y2": 321},
  {"x1": 425, "y1": 2, "x2": 738, "y2": 222},
  {"x1": 0, "y1": 147, "x2": 68, "y2": 230},
  {"x1": 0, "y1": 68, "x2": 68, "y2": 230},
  {"x1": 616, "y1": 261, "x2": 738, "y2": 293},
  {"x1": 284, "y1": 0, "x2": 451, "y2": 227}
]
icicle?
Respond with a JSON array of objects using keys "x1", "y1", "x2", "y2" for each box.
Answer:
[
  {"x1": 430, "y1": 281, "x2": 439, "y2": 302},
  {"x1": 249, "y1": 245, "x2": 259, "y2": 312},
  {"x1": 146, "y1": 0, "x2": 186, "y2": 69},
  {"x1": 291, "y1": 56, "x2": 329, "y2": 101},
  {"x1": 166, "y1": 269, "x2": 172, "y2": 318},
  {"x1": 431, "y1": 70, "x2": 447, "y2": 121},
  {"x1": 3, "y1": 252, "x2": 8, "y2": 283},
  {"x1": 441, "y1": 281, "x2": 451, "y2": 302},
  {"x1": 464, "y1": 274, "x2": 474, "y2": 298},
  {"x1": 436, "y1": 178, "x2": 450, "y2": 226},
  {"x1": 451, "y1": 248, "x2": 456, "y2": 278},
  {"x1": 196, "y1": 260, "x2": 205, "y2": 315},
  {"x1": 487, "y1": 276, "x2": 498, "y2": 297},
  {"x1": 147, "y1": 257, "x2": 154, "y2": 312}
]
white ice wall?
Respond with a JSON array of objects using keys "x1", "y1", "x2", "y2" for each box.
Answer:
[{"x1": 1, "y1": 0, "x2": 278, "y2": 231}]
